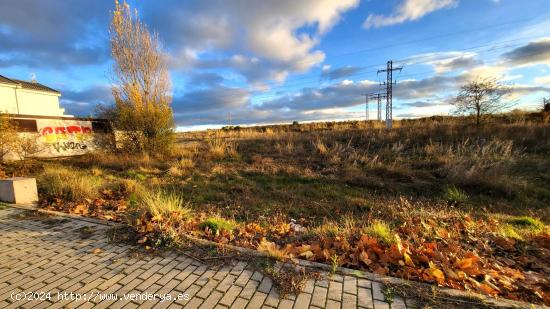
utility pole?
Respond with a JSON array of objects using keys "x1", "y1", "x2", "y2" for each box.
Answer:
[
  {"x1": 377, "y1": 94, "x2": 382, "y2": 122},
  {"x1": 378, "y1": 61, "x2": 402, "y2": 129},
  {"x1": 363, "y1": 94, "x2": 369, "y2": 122},
  {"x1": 364, "y1": 93, "x2": 387, "y2": 123}
]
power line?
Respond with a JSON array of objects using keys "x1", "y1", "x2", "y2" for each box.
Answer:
[
  {"x1": 212, "y1": 37, "x2": 549, "y2": 104},
  {"x1": 218, "y1": 33, "x2": 548, "y2": 102}
]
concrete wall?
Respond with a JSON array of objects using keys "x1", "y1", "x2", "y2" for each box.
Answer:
[
  {"x1": 36, "y1": 118, "x2": 97, "y2": 156},
  {"x1": 1, "y1": 116, "x2": 113, "y2": 160}
]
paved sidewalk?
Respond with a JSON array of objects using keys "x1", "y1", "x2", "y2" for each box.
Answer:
[
  {"x1": 0, "y1": 207, "x2": 413, "y2": 309},
  {"x1": 0, "y1": 207, "x2": 534, "y2": 309}
]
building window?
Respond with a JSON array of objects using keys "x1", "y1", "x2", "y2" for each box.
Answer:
[{"x1": 12, "y1": 119, "x2": 38, "y2": 132}]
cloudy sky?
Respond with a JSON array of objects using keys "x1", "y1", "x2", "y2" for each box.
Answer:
[{"x1": 1, "y1": 0, "x2": 549, "y2": 130}]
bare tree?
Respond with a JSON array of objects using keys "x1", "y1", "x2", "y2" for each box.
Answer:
[
  {"x1": 106, "y1": 0, "x2": 174, "y2": 154},
  {"x1": 452, "y1": 77, "x2": 512, "y2": 126},
  {"x1": 544, "y1": 97, "x2": 550, "y2": 112}
]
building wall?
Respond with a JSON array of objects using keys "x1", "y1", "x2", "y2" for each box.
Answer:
[
  {"x1": 16, "y1": 89, "x2": 64, "y2": 116},
  {"x1": 0, "y1": 84, "x2": 64, "y2": 116},
  {"x1": 0, "y1": 85, "x2": 19, "y2": 114}
]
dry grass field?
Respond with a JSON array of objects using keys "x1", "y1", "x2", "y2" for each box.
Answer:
[{"x1": 2, "y1": 112, "x2": 549, "y2": 304}]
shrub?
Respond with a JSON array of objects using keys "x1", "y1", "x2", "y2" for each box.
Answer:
[
  {"x1": 364, "y1": 220, "x2": 396, "y2": 245},
  {"x1": 200, "y1": 217, "x2": 236, "y2": 235}
]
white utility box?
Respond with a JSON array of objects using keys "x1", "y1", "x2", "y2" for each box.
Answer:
[{"x1": 0, "y1": 177, "x2": 38, "y2": 204}]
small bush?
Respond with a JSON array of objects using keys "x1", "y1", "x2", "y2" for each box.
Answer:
[
  {"x1": 364, "y1": 220, "x2": 396, "y2": 245},
  {"x1": 141, "y1": 191, "x2": 191, "y2": 220},
  {"x1": 443, "y1": 186, "x2": 469, "y2": 205},
  {"x1": 200, "y1": 217, "x2": 236, "y2": 235}
]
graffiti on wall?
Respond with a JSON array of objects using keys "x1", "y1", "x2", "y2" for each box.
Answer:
[{"x1": 37, "y1": 120, "x2": 94, "y2": 154}]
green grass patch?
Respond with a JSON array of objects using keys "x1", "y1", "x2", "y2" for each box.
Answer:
[
  {"x1": 200, "y1": 217, "x2": 236, "y2": 235},
  {"x1": 498, "y1": 224, "x2": 523, "y2": 241},
  {"x1": 507, "y1": 216, "x2": 545, "y2": 232},
  {"x1": 443, "y1": 185, "x2": 469, "y2": 205},
  {"x1": 365, "y1": 220, "x2": 396, "y2": 245}
]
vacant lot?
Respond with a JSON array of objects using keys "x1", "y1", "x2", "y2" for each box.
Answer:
[{"x1": 3, "y1": 113, "x2": 549, "y2": 305}]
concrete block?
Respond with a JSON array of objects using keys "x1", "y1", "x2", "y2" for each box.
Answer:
[{"x1": 0, "y1": 177, "x2": 38, "y2": 204}]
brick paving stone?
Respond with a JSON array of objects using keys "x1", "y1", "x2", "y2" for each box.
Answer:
[
  {"x1": 235, "y1": 269, "x2": 254, "y2": 287},
  {"x1": 232, "y1": 297, "x2": 250, "y2": 309},
  {"x1": 200, "y1": 290, "x2": 223, "y2": 308},
  {"x1": 240, "y1": 279, "x2": 260, "y2": 300},
  {"x1": 293, "y1": 292, "x2": 311, "y2": 309},
  {"x1": 373, "y1": 299, "x2": 390, "y2": 309},
  {"x1": 357, "y1": 287, "x2": 374, "y2": 308},
  {"x1": 342, "y1": 292, "x2": 357, "y2": 309},
  {"x1": 326, "y1": 299, "x2": 341, "y2": 309},
  {"x1": 328, "y1": 281, "x2": 343, "y2": 301},
  {"x1": 371, "y1": 282, "x2": 385, "y2": 301},
  {"x1": 343, "y1": 276, "x2": 357, "y2": 295},
  {"x1": 219, "y1": 285, "x2": 242, "y2": 307},
  {"x1": 251, "y1": 271, "x2": 263, "y2": 282},
  {"x1": 174, "y1": 274, "x2": 199, "y2": 293},
  {"x1": 303, "y1": 279, "x2": 315, "y2": 294},
  {"x1": 263, "y1": 288, "x2": 280, "y2": 308},
  {"x1": 391, "y1": 295, "x2": 407, "y2": 309},
  {"x1": 195, "y1": 269, "x2": 217, "y2": 286},
  {"x1": 276, "y1": 299, "x2": 294, "y2": 309},
  {"x1": 231, "y1": 261, "x2": 248, "y2": 275},
  {"x1": 195, "y1": 278, "x2": 220, "y2": 298},
  {"x1": 257, "y1": 277, "x2": 273, "y2": 294},
  {"x1": 246, "y1": 291, "x2": 268, "y2": 309},
  {"x1": 316, "y1": 278, "x2": 329, "y2": 288},
  {"x1": 311, "y1": 286, "x2": 327, "y2": 307},
  {"x1": 216, "y1": 274, "x2": 236, "y2": 293},
  {"x1": 358, "y1": 278, "x2": 372, "y2": 289}
]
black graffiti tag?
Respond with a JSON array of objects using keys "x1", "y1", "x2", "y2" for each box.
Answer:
[{"x1": 52, "y1": 142, "x2": 88, "y2": 152}]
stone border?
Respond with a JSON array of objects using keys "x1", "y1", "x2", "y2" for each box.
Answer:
[{"x1": 1, "y1": 203, "x2": 542, "y2": 309}]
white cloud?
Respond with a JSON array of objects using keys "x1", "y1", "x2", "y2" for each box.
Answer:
[
  {"x1": 363, "y1": 0, "x2": 458, "y2": 29},
  {"x1": 405, "y1": 51, "x2": 480, "y2": 73},
  {"x1": 502, "y1": 37, "x2": 550, "y2": 67},
  {"x1": 535, "y1": 75, "x2": 550, "y2": 85},
  {"x1": 146, "y1": 0, "x2": 359, "y2": 82}
]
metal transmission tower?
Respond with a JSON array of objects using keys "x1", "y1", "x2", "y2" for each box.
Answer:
[
  {"x1": 364, "y1": 93, "x2": 387, "y2": 122},
  {"x1": 378, "y1": 61, "x2": 402, "y2": 129},
  {"x1": 362, "y1": 94, "x2": 370, "y2": 121}
]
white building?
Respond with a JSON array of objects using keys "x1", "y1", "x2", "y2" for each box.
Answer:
[{"x1": 0, "y1": 75, "x2": 66, "y2": 116}]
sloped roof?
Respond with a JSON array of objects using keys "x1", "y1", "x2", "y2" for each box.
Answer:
[
  {"x1": 0, "y1": 74, "x2": 61, "y2": 94},
  {"x1": 0, "y1": 75, "x2": 17, "y2": 85}
]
